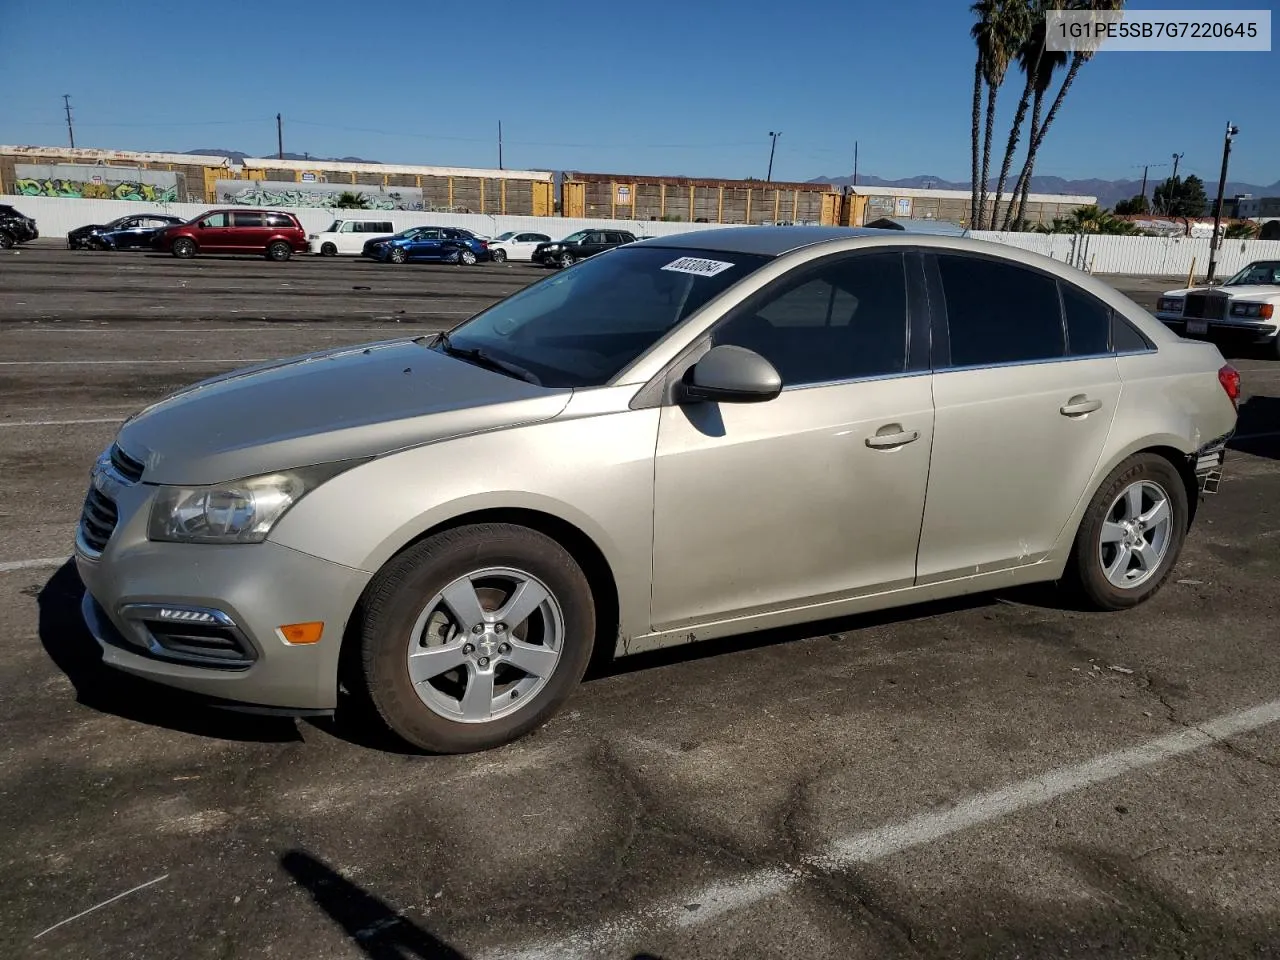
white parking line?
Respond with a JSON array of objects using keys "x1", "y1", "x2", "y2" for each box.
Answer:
[
  {"x1": 0, "y1": 418, "x2": 122, "y2": 428},
  {"x1": 0, "y1": 557, "x2": 70, "y2": 573},
  {"x1": 479, "y1": 696, "x2": 1280, "y2": 960},
  {"x1": 0, "y1": 359, "x2": 268, "y2": 366}
]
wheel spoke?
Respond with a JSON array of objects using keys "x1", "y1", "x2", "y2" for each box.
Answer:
[
  {"x1": 1130, "y1": 540, "x2": 1156, "y2": 573},
  {"x1": 494, "y1": 579, "x2": 549, "y2": 632},
  {"x1": 408, "y1": 643, "x2": 469, "y2": 685},
  {"x1": 440, "y1": 577, "x2": 486, "y2": 631},
  {"x1": 1106, "y1": 543, "x2": 1132, "y2": 582},
  {"x1": 503, "y1": 640, "x2": 558, "y2": 678},
  {"x1": 1101, "y1": 521, "x2": 1127, "y2": 544},
  {"x1": 459, "y1": 665, "x2": 496, "y2": 721},
  {"x1": 1140, "y1": 498, "x2": 1170, "y2": 529},
  {"x1": 1125, "y1": 484, "x2": 1144, "y2": 520}
]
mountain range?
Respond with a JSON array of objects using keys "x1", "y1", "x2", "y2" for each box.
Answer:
[
  {"x1": 810, "y1": 173, "x2": 1279, "y2": 210},
  {"x1": 181, "y1": 150, "x2": 1275, "y2": 209}
]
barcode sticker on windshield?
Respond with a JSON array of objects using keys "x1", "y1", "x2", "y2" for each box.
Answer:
[{"x1": 661, "y1": 256, "x2": 735, "y2": 277}]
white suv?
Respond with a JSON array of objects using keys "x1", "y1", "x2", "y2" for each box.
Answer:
[{"x1": 309, "y1": 217, "x2": 397, "y2": 256}]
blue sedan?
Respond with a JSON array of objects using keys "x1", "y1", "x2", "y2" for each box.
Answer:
[{"x1": 361, "y1": 226, "x2": 491, "y2": 265}]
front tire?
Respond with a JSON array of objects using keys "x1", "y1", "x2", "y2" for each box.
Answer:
[
  {"x1": 1065, "y1": 453, "x2": 1189, "y2": 610},
  {"x1": 321, "y1": 242, "x2": 337, "y2": 257},
  {"x1": 491, "y1": 248, "x2": 507, "y2": 263},
  {"x1": 389, "y1": 247, "x2": 408, "y2": 264},
  {"x1": 171, "y1": 238, "x2": 197, "y2": 259},
  {"x1": 358, "y1": 523, "x2": 596, "y2": 754},
  {"x1": 558, "y1": 251, "x2": 575, "y2": 268}
]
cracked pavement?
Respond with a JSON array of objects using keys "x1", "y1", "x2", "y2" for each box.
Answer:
[{"x1": 1, "y1": 246, "x2": 1278, "y2": 959}]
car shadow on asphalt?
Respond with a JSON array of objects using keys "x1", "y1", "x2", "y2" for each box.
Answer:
[
  {"x1": 35, "y1": 560, "x2": 304, "y2": 744},
  {"x1": 1231, "y1": 393, "x2": 1280, "y2": 461}
]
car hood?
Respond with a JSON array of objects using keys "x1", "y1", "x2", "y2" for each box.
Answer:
[
  {"x1": 115, "y1": 338, "x2": 573, "y2": 485},
  {"x1": 1162, "y1": 284, "x2": 1280, "y2": 299}
]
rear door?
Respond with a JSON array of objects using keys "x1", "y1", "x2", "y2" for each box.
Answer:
[
  {"x1": 230, "y1": 210, "x2": 268, "y2": 251},
  {"x1": 913, "y1": 250, "x2": 1123, "y2": 584}
]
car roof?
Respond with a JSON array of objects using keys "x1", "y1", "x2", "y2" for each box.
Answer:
[{"x1": 628, "y1": 225, "x2": 917, "y2": 256}]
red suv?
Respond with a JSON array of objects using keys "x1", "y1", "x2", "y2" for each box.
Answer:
[{"x1": 155, "y1": 209, "x2": 308, "y2": 261}]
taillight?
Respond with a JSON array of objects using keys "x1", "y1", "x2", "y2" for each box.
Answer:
[{"x1": 1218, "y1": 363, "x2": 1241, "y2": 410}]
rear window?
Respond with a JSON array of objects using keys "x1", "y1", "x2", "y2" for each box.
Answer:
[{"x1": 437, "y1": 246, "x2": 772, "y2": 388}]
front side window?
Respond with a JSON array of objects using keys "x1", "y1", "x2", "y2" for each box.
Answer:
[
  {"x1": 712, "y1": 252, "x2": 909, "y2": 387},
  {"x1": 436, "y1": 246, "x2": 772, "y2": 388},
  {"x1": 935, "y1": 254, "x2": 1065, "y2": 367},
  {"x1": 201, "y1": 213, "x2": 228, "y2": 228}
]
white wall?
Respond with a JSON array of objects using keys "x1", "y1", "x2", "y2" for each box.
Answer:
[
  {"x1": 2, "y1": 194, "x2": 743, "y2": 242},
  {"x1": 971, "y1": 229, "x2": 1280, "y2": 278}
]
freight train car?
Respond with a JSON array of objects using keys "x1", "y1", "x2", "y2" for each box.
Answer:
[
  {"x1": 561, "y1": 171, "x2": 844, "y2": 226},
  {"x1": 0, "y1": 145, "x2": 230, "y2": 203}
]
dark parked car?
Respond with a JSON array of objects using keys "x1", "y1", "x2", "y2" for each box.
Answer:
[
  {"x1": 68, "y1": 214, "x2": 186, "y2": 251},
  {"x1": 361, "y1": 226, "x2": 490, "y2": 265},
  {"x1": 0, "y1": 204, "x2": 39, "y2": 248},
  {"x1": 531, "y1": 229, "x2": 637, "y2": 268},
  {"x1": 153, "y1": 209, "x2": 308, "y2": 261}
]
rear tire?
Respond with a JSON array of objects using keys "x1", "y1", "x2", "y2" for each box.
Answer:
[
  {"x1": 358, "y1": 523, "x2": 596, "y2": 754},
  {"x1": 455, "y1": 247, "x2": 478, "y2": 266},
  {"x1": 171, "y1": 238, "x2": 197, "y2": 259},
  {"x1": 1064, "y1": 453, "x2": 1189, "y2": 611},
  {"x1": 266, "y1": 241, "x2": 292, "y2": 262}
]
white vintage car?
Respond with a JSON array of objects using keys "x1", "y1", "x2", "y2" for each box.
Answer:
[{"x1": 1155, "y1": 259, "x2": 1280, "y2": 358}]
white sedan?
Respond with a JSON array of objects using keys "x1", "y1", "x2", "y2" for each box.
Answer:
[
  {"x1": 487, "y1": 231, "x2": 552, "y2": 263},
  {"x1": 1155, "y1": 259, "x2": 1280, "y2": 359}
]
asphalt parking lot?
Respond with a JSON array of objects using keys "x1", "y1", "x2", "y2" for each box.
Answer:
[{"x1": 2, "y1": 244, "x2": 1279, "y2": 959}]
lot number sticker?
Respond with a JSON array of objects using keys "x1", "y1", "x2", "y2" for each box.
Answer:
[{"x1": 661, "y1": 256, "x2": 735, "y2": 277}]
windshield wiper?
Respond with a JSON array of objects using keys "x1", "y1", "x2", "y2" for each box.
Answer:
[{"x1": 434, "y1": 333, "x2": 542, "y2": 386}]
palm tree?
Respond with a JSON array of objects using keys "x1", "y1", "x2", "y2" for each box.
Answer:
[
  {"x1": 995, "y1": 2, "x2": 1054, "y2": 231},
  {"x1": 1010, "y1": 0, "x2": 1124, "y2": 226},
  {"x1": 334, "y1": 190, "x2": 369, "y2": 209},
  {"x1": 970, "y1": 0, "x2": 1027, "y2": 229},
  {"x1": 969, "y1": 1, "x2": 994, "y2": 227}
]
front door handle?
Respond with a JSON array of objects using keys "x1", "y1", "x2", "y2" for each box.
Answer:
[
  {"x1": 866, "y1": 427, "x2": 920, "y2": 449},
  {"x1": 1060, "y1": 395, "x2": 1103, "y2": 417}
]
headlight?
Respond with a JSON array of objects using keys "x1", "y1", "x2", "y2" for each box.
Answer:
[
  {"x1": 147, "y1": 461, "x2": 360, "y2": 544},
  {"x1": 1157, "y1": 297, "x2": 1183, "y2": 312},
  {"x1": 1230, "y1": 301, "x2": 1274, "y2": 319}
]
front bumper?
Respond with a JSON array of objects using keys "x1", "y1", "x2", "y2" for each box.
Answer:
[
  {"x1": 1157, "y1": 313, "x2": 1279, "y2": 345},
  {"x1": 76, "y1": 534, "x2": 372, "y2": 712}
]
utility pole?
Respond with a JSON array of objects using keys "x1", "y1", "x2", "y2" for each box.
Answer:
[
  {"x1": 498, "y1": 120, "x2": 503, "y2": 170},
  {"x1": 1136, "y1": 161, "x2": 1166, "y2": 208},
  {"x1": 1206, "y1": 122, "x2": 1239, "y2": 285},
  {"x1": 1170, "y1": 151, "x2": 1184, "y2": 181},
  {"x1": 62, "y1": 94, "x2": 75, "y2": 149},
  {"x1": 852, "y1": 140, "x2": 858, "y2": 187},
  {"x1": 277, "y1": 113, "x2": 284, "y2": 160},
  {"x1": 766, "y1": 131, "x2": 781, "y2": 182}
]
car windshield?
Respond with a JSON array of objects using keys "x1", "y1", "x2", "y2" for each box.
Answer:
[
  {"x1": 433, "y1": 246, "x2": 772, "y2": 388},
  {"x1": 325, "y1": 219, "x2": 344, "y2": 232},
  {"x1": 561, "y1": 230, "x2": 590, "y2": 243},
  {"x1": 1223, "y1": 261, "x2": 1280, "y2": 286},
  {"x1": 495, "y1": 231, "x2": 515, "y2": 241}
]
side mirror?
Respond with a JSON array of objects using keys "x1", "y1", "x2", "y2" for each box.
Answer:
[{"x1": 677, "y1": 344, "x2": 782, "y2": 404}]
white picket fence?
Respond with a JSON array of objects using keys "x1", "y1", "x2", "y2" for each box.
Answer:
[
  {"x1": 1, "y1": 194, "x2": 743, "y2": 244},
  {"x1": 970, "y1": 229, "x2": 1280, "y2": 278},
  {"x1": 7, "y1": 193, "x2": 1280, "y2": 278}
]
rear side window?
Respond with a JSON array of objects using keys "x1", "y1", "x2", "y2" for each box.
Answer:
[
  {"x1": 1060, "y1": 282, "x2": 1111, "y2": 356},
  {"x1": 265, "y1": 213, "x2": 295, "y2": 228},
  {"x1": 233, "y1": 211, "x2": 265, "y2": 227},
  {"x1": 1112, "y1": 314, "x2": 1153, "y2": 352},
  {"x1": 935, "y1": 254, "x2": 1065, "y2": 367}
]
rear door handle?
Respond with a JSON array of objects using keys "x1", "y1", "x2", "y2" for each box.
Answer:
[
  {"x1": 866, "y1": 428, "x2": 920, "y2": 449},
  {"x1": 1060, "y1": 396, "x2": 1103, "y2": 417}
]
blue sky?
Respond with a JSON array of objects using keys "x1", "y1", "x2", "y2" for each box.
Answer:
[{"x1": 1, "y1": 0, "x2": 1275, "y2": 187}]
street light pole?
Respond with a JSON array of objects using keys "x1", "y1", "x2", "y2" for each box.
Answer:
[
  {"x1": 766, "y1": 131, "x2": 781, "y2": 182},
  {"x1": 1205, "y1": 122, "x2": 1239, "y2": 285}
]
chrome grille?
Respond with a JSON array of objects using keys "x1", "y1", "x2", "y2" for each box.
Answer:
[
  {"x1": 79, "y1": 487, "x2": 119, "y2": 553},
  {"x1": 1184, "y1": 292, "x2": 1227, "y2": 321},
  {"x1": 109, "y1": 444, "x2": 144, "y2": 483}
]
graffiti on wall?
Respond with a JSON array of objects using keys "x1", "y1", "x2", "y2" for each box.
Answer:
[
  {"x1": 12, "y1": 163, "x2": 182, "y2": 202},
  {"x1": 214, "y1": 179, "x2": 425, "y2": 211}
]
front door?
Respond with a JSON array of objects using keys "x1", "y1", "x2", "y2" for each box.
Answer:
[
  {"x1": 409, "y1": 229, "x2": 444, "y2": 260},
  {"x1": 196, "y1": 212, "x2": 234, "y2": 251},
  {"x1": 914, "y1": 250, "x2": 1123, "y2": 584},
  {"x1": 650, "y1": 249, "x2": 934, "y2": 631}
]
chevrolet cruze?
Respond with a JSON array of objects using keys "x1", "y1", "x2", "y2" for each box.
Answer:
[{"x1": 75, "y1": 226, "x2": 1240, "y2": 753}]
